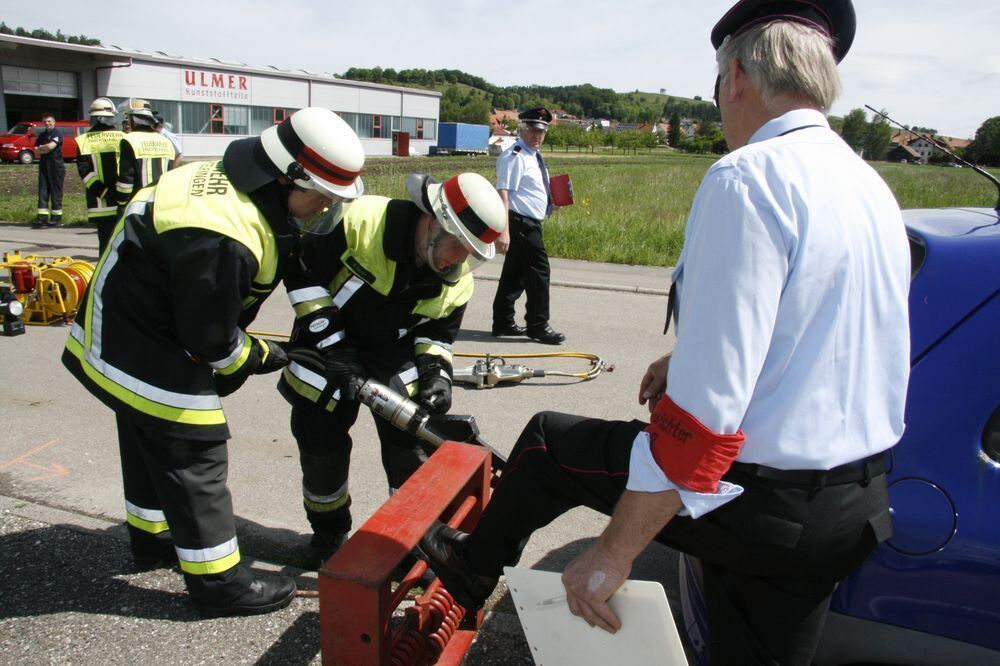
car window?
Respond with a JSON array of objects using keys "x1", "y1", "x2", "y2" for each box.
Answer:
[{"x1": 7, "y1": 123, "x2": 31, "y2": 135}]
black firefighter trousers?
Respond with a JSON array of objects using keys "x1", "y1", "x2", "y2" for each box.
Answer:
[
  {"x1": 462, "y1": 411, "x2": 892, "y2": 666},
  {"x1": 287, "y1": 340, "x2": 436, "y2": 537},
  {"x1": 117, "y1": 414, "x2": 251, "y2": 601},
  {"x1": 37, "y1": 158, "x2": 65, "y2": 221}
]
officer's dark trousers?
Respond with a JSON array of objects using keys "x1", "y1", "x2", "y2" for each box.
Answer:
[
  {"x1": 492, "y1": 212, "x2": 551, "y2": 329},
  {"x1": 117, "y1": 414, "x2": 247, "y2": 599},
  {"x1": 288, "y1": 341, "x2": 435, "y2": 536},
  {"x1": 463, "y1": 411, "x2": 892, "y2": 666},
  {"x1": 37, "y1": 159, "x2": 65, "y2": 220}
]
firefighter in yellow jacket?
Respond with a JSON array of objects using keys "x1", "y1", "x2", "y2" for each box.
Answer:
[
  {"x1": 75, "y1": 98, "x2": 123, "y2": 253},
  {"x1": 62, "y1": 108, "x2": 365, "y2": 617},
  {"x1": 279, "y1": 172, "x2": 506, "y2": 568},
  {"x1": 115, "y1": 98, "x2": 175, "y2": 209}
]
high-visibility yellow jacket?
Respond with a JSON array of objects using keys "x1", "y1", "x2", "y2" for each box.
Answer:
[
  {"x1": 62, "y1": 160, "x2": 298, "y2": 440},
  {"x1": 279, "y1": 196, "x2": 472, "y2": 410},
  {"x1": 76, "y1": 127, "x2": 124, "y2": 219},
  {"x1": 115, "y1": 128, "x2": 176, "y2": 205}
]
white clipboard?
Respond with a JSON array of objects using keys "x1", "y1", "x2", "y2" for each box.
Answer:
[{"x1": 504, "y1": 566, "x2": 688, "y2": 666}]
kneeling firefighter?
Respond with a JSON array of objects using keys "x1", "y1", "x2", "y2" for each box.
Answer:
[
  {"x1": 61, "y1": 108, "x2": 365, "y2": 617},
  {"x1": 279, "y1": 172, "x2": 506, "y2": 568}
]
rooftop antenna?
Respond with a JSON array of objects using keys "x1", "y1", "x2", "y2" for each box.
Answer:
[{"x1": 866, "y1": 105, "x2": 1000, "y2": 212}]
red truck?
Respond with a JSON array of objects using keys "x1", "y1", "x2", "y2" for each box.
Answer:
[{"x1": 0, "y1": 120, "x2": 90, "y2": 164}]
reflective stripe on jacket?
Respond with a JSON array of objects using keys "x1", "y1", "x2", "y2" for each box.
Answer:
[
  {"x1": 62, "y1": 161, "x2": 286, "y2": 440},
  {"x1": 76, "y1": 129, "x2": 123, "y2": 218}
]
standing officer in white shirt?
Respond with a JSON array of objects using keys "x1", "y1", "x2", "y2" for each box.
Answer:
[
  {"x1": 491, "y1": 107, "x2": 565, "y2": 344},
  {"x1": 418, "y1": 1, "x2": 911, "y2": 662}
]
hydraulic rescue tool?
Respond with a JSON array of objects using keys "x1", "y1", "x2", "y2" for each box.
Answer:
[
  {"x1": 452, "y1": 351, "x2": 612, "y2": 389},
  {"x1": 355, "y1": 378, "x2": 507, "y2": 484}
]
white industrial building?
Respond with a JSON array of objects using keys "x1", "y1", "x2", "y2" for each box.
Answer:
[{"x1": 0, "y1": 33, "x2": 441, "y2": 157}]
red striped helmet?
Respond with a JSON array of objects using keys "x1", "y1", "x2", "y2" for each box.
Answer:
[{"x1": 261, "y1": 107, "x2": 365, "y2": 199}]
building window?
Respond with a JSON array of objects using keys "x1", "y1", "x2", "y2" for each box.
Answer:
[
  {"x1": 416, "y1": 118, "x2": 424, "y2": 140},
  {"x1": 274, "y1": 108, "x2": 286, "y2": 124},
  {"x1": 372, "y1": 115, "x2": 383, "y2": 139},
  {"x1": 224, "y1": 105, "x2": 249, "y2": 135},
  {"x1": 210, "y1": 104, "x2": 225, "y2": 134}
]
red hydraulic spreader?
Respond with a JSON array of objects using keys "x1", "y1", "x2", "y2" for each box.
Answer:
[{"x1": 320, "y1": 441, "x2": 492, "y2": 665}]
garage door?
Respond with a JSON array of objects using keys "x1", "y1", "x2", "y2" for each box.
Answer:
[{"x1": 2, "y1": 65, "x2": 77, "y2": 98}]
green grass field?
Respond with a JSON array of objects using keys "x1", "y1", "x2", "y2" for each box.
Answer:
[{"x1": 3, "y1": 153, "x2": 997, "y2": 267}]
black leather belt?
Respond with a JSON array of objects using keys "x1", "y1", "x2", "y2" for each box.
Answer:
[{"x1": 730, "y1": 453, "x2": 887, "y2": 487}]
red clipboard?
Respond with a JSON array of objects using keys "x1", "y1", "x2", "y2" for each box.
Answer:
[{"x1": 550, "y1": 174, "x2": 574, "y2": 206}]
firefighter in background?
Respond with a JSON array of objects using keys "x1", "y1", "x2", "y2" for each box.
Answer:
[
  {"x1": 31, "y1": 113, "x2": 65, "y2": 228},
  {"x1": 75, "y1": 98, "x2": 124, "y2": 253},
  {"x1": 278, "y1": 172, "x2": 506, "y2": 568},
  {"x1": 115, "y1": 98, "x2": 176, "y2": 210},
  {"x1": 62, "y1": 108, "x2": 365, "y2": 617}
]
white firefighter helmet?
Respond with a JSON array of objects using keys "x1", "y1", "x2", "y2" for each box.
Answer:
[
  {"x1": 124, "y1": 98, "x2": 156, "y2": 128},
  {"x1": 89, "y1": 97, "x2": 116, "y2": 120},
  {"x1": 407, "y1": 172, "x2": 507, "y2": 283},
  {"x1": 260, "y1": 107, "x2": 365, "y2": 200}
]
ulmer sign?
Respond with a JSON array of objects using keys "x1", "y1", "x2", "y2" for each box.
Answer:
[{"x1": 181, "y1": 68, "x2": 252, "y2": 103}]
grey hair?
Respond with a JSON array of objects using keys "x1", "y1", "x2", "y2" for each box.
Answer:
[{"x1": 716, "y1": 21, "x2": 842, "y2": 112}]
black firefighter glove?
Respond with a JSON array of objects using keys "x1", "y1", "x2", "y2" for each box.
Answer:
[
  {"x1": 214, "y1": 337, "x2": 289, "y2": 397},
  {"x1": 417, "y1": 354, "x2": 453, "y2": 414},
  {"x1": 322, "y1": 340, "x2": 366, "y2": 402}
]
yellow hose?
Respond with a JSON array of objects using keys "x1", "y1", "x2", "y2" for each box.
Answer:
[{"x1": 247, "y1": 330, "x2": 612, "y2": 382}]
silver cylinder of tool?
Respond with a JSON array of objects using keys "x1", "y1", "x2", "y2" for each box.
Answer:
[{"x1": 356, "y1": 379, "x2": 444, "y2": 446}]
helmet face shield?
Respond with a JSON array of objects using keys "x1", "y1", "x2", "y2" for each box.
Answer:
[
  {"x1": 424, "y1": 215, "x2": 479, "y2": 284},
  {"x1": 290, "y1": 199, "x2": 346, "y2": 236}
]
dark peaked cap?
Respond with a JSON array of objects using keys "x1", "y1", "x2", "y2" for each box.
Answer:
[
  {"x1": 518, "y1": 107, "x2": 553, "y2": 128},
  {"x1": 711, "y1": 0, "x2": 856, "y2": 62}
]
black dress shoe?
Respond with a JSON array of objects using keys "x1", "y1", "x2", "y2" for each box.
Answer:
[
  {"x1": 527, "y1": 324, "x2": 566, "y2": 345},
  {"x1": 417, "y1": 521, "x2": 498, "y2": 610},
  {"x1": 491, "y1": 322, "x2": 526, "y2": 337},
  {"x1": 193, "y1": 573, "x2": 297, "y2": 618}
]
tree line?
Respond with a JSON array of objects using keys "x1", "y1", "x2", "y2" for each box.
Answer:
[
  {"x1": 0, "y1": 23, "x2": 100, "y2": 45},
  {"x1": 342, "y1": 67, "x2": 718, "y2": 125}
]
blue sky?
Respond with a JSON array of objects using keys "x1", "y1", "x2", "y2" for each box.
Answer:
[{"x1": 7, "y1": 1, "x2": 998, "y2": 138}]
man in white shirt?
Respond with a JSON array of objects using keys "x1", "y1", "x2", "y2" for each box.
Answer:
[
  {"x1": 491, "y1": 107, "x2": 566, "y2": 344},
  {"x1": 419, "y1": 1, "x2": 911, "y2": 662}
]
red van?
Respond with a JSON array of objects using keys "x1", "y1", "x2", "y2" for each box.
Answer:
[{"x1": 0, "y1": 120, "x2": 90, "y2": 164}]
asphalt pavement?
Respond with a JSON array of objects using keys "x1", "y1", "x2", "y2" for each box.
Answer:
[{"x1": 0, "y1": 222, "x2": 685, "y2": 665}]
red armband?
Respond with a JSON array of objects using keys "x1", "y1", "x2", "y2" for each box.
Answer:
[{"x1": 645, "y1": 395, "x2": 745, "y2": 494}]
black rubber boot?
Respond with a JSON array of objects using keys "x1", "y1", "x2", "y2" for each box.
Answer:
[
  {"x1": 305, "y1": 531, "x2": 349, "y2": 570},
  {"x1": 187, "y1": 565, "x2": 296, "y2": 618},
  {"x1": 127, "y1": 524, "x2": 176, "y2": 572}
]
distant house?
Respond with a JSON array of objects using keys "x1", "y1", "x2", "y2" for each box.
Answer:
[
  {"x1": 885, "y1": 143, "x2": 922, "y2": 163},
  {"x1": 489, "y1": 134, "x2": 517, "y2": 156},
  {"x1": 489, "y1": 109, "x2": 520, "y2": 134},
  {"x1": 888, "y1": 130, "x2": 972, "y2": 164}
]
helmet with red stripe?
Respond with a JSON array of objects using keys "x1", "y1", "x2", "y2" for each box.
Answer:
[
  {"x1": 407, "y1": 172, "x2": 507, "y2": 283},
  {"x1": 260, "y1": 107, "x2": 365, "y2": 199}
]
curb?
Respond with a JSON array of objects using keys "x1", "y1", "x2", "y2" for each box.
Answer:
[{"x1": 1, "y1": 224, "x2": 670, "y2": 297}]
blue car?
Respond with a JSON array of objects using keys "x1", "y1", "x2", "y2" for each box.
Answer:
[{"x1": 680, "y1": 204, "x2": 1000, "y2": 664}]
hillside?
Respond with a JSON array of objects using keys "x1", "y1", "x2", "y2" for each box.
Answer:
[{"x1": 340, "y1": 67, "x2": 720, "y2": 125}]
